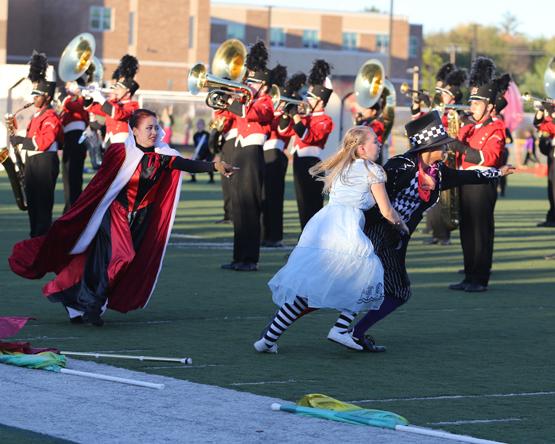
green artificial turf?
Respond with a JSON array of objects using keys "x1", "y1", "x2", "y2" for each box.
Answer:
[{"x1": 1, "y1": 169, "x2": 554, "y2": 444}]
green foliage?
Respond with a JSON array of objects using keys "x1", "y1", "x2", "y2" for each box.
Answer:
[{"x1": 424, "y1": 23, "x2": 555, "y2": 96}]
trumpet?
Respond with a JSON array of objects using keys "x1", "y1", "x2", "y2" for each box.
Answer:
[
  {"x1": 68, "y1": 82, "x2": 112, "y2": 96},
  {"x1": 442, "y1": 104, "x2": 471, "y2": 112},
  {"x1": 400, "y1": 82, "x2": 432, "y2": 107},
  {"x1": 270, "y1": 84, "x2": 309, "y2": 114},
  {"x1": 521, "y1": 92, "x2": 555, "y2": 106}
]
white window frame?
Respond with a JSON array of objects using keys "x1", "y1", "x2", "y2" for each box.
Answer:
[
  {"x1": 342, "y1": 32, "x2": 358, "y2": 50},
  {"x1": 90, "y1": 6, "x2": 113, "y2": 32},
  {"x1": 376, "y1": 34, "x2": 389, "y2": 54},
  {"x1": 227, "y1": 23, "x2": 246, "y2": 41},
  {"x1": 302, "y1": 29, "x2": 319, "y2": 49},
  {"x1": 270, "y1": 27, "x2": 285, "y2": 47}
]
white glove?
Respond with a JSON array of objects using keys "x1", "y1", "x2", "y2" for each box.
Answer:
[
  {"x1": 533, "y1": 100, "x2": 544, "y2": 111},
  {"x1": 89, "y1": 88, "x2": 106, "y2": 105},
  {"x1": 67, "y1": 81, "x2": 81, "y2": 95}
]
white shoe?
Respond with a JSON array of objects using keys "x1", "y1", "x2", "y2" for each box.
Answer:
[
  {"x1": 327, "y1": 327, "x2": 363, "y2": 351},
  {"x1": 253, "y1": 338, "x2": 278, "y2": 354}
]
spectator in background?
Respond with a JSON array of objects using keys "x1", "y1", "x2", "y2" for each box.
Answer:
[
  {"x1": 190, "y1": 119, "x2": 214, "y2": 183},
  {"x1": 160, "y1": 105, "x2": 174, "y2": 146},
  {"x1": 522, "y1": 129, "x2": 539, "y2": 166}
]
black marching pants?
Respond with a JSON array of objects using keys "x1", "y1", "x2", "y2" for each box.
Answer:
[
  {"x1": 427, "y1": 203, "x2": 451, "y2": 241},
  {"x1": 231, "y1": 144, "x2": 264, "y2": 264},
  {"x1": 62, "y1": 129, "x2": 87, "y2": 213},
  {"x1": 459, "y1": 181, "x2": 498, "y2": 286},
  {"x1": 545, "y1": 155, "x2": 555, "y2": 222},
  {"x1": 262, "y1": 148, "x2": 288, "y2": 242},
  {"x1": 293, "y1": 153, "x2": 323, "y2": 230},
  {"x1": 24, "y1": 152, "x2": 59, "y2": 238},
  {"x1": 220, "y1": 137, "x2": 235, "y2": 221}
]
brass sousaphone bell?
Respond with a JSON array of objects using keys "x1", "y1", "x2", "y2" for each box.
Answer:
[
  {"x1": 188, "y1": 39, "x2": 252, "y2": 109},
  {"x1": 58, "y1": 33, "x2": 96, "y2": 82},
  {"x1": 354, "y1": 59, "x2": 385, "y2": 109}
]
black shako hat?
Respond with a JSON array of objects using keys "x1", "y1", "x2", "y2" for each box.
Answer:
[
  {"x1": 282, "y1": 72, "x2": 306, "y2": 99},
  {"x1": 468, "y1": 57, "x2": 497, "y2": 102},
  {"x1": 113, "y1": 54, "x2": 140, "y2": 95},
  {"x1": 307, "y1": 59, "x2": 332, "y2": 104},
  {"x1": 246, "y1": 41, "x2": 270, "y2": 83},
  {"x1": 405, "y1": 110, "x2": 455, "y2": 153},
  {"x1": 32, "y1": 79, "x2": 56, "y2": 98}
]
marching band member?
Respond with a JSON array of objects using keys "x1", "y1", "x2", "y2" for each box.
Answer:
[
  {"x1": 189, "y1": 119, "x2": 214, "y2": 183},
  {"x1": 534, "y1": 103, "x2": 555, "y2": 228},
  {"x1": 10, "y1": 52, "x2": 62, "y2": 238},
  {"x1": 424, "y1": 65, "x2": 468, "y2": 245},
  {"x1": 261, "y1": 64, "x2": 290, "y2": 248},
  {"x1": 447, "y1": 57, "x2": 508, "y2": 292},
  {"x1": 85, "y1": 55, "x2": 140, "y2": 146},
  {"x1": 9, "y1": 109, "x2": 236, "y2": 326},
  {"x1": 210, "y1": 108, "x2": 237, "y2": 224},
  {"x1": 221, "y1": 41, "x2": 274, "y2": 271},
  {"x1": 60, "y1": 69, "x2": 91, "y2": 212},
  {"x1": 279, "y1": 59, "x2": 334, "y2": 229}
]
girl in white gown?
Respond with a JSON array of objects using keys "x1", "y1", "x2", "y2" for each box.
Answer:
[{"x1": 254, "y1": 126, "x2": 408, "y2": 353}]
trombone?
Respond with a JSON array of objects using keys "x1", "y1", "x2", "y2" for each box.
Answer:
[
  {"x1": 521, "y1": 92, "x2": 555, "y2": 106},
  {"x1": 188, "y1": 39, "x2": 252, "y2": 110},
  {"x1": 270, "y1": 84, "x2": 309, "y2": 115}
]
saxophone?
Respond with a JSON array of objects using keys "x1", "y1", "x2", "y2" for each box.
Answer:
[
  {"x1": 439, "y1": 108, "x2": 461, "y2": 231},
  {"x1": 0, "y1": 102, "x2": 33, "y2": 211}
]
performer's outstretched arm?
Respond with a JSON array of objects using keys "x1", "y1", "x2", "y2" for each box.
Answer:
[{"x1": 440, "y1": 164, "x2": 513, "y2": 190}]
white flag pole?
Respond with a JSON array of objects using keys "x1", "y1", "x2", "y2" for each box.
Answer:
[
  {"x1": 61, "y1": 351, "x2": 192, "y2": 364},
  {"x1": 60, "y1": 368, "x2": 165, "y2": 390}
]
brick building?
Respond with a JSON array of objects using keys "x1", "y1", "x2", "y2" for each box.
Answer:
[{"x1": 0, "y1": 0, "x2": 422, "y2": 97}]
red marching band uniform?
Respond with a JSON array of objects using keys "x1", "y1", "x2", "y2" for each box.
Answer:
[{"x1": 86, "y1": 99, "x2": 139, "y2": 144}]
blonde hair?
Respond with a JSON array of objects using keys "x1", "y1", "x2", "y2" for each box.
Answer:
[{"x1": 309, "y1": 125, "x2": 375, "y2": 193}]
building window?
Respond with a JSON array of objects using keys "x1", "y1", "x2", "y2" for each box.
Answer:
[
  {"x1": 227, "y1": 23, "x2": 245, "y2": 41},
  {"x1": 342, "y1": 32, "x2": 357, "y2": 50},
  {"x1": 90, "y1": 6, "x2": 113, "y2": 32},
  {"x1": 270, "y1": 27, "x2": 285, "y2": 47},
  {"x1": 376, "y1": 34, "x2": 389, "y2": 53},
  {"x1": 409, "y1": 35, "x2": 419, "y2": 58},
  {"x1": 189, "y1": 16, "x2": 195, "y2": 49},
  {"x1": 302, "y1": 30, "x2": 318, "y2": 48}
]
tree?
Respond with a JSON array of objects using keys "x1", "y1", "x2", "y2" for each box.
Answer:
[{"x1": 499, "y1": 12, "x2": 520, "y2": 36}]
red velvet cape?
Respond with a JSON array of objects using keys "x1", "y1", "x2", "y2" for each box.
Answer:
[{"x1": 9, "y1": 142, "x2": 182, "y2": 313}]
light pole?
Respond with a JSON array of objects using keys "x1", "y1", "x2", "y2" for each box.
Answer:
[{"x1": 387, "y1": 0, "x2": 393, "y2": 78}]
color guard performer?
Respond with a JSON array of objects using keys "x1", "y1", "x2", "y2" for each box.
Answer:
[
  {"x1": 221, "y1": 41, "x2": 274, "y2": 271},
  {"x1": 448, "y1": 57, "x2": 508, "y2": 292},
  {"x1": 85, "y1": 55, "x2": 140, "y2": 146},
  {"x1": 279, "y1": 60, "x2": 334, "y2": 229},
  {"x1": 261, "y1": 64, "x2": 290, "y2": 247},
  {"x1": 9, "y1": 52, "x2": 62, "y2": 238}
]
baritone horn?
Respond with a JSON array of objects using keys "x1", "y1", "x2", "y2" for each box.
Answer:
[{"x1": 188, "y1": 39, "x2": 252, "y2": 109}]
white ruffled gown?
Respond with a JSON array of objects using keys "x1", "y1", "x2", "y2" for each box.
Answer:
[{"x1": 269, "y1": 159, "x2": 385, "y2": 313}]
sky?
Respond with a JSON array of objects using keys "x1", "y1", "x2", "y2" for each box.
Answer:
[{"x1": 215, "y1": 0, "x2": 554, "y2": 39}]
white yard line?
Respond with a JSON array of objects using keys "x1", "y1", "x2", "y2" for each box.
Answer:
[
  {"x1": 427, "y1": 418, "x2": 524, "y2": 426},
  {"x1": 352, "y1": 391, "x2": 555, "y2": 403},
  {"x1": 168, "y1": 241, "x2": 293, "y2": 251},
  {"x1": 170, "y1": 234, "x2": 203, "y2": 239},
  {"x1": 142, "y1": 364, "x2": 223, "y2": 370},
  {"x1": 230, "y1": 379, "x2": 315, "y2": 386}
]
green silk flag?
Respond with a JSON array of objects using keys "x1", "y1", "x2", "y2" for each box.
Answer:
[{"x1": 0, "y1": 351, "x2": 67, "y2": 372}]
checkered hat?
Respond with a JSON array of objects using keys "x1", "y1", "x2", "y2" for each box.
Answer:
[{"x1": 405, "y1": 110, "x2": 455, "y2": 153}]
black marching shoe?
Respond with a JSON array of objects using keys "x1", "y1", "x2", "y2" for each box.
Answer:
[
  {"x1": 234, "y1": 262, "x2": 258, "y2": 272},
  {"x1": 261, "y1": 240, "x2": 284, "y2": 248},
  {"x1": 221, "y1": 262, "x2": 239, "y2": 270},
  {"x1": 465, "y1": 283, "x2": 488, "y2": 292},
  {"x1": 353, "y1": 335, "x2": 386, "y2": 353},
  {"x1": 448, "y1": 281, "x2": 469, "y2": 291},
  {"x1": 82, "y1": 311, "x2": 104, "y2": 327},
  {"x1": 536, "y1": 221, "x2": 555, "y2": 227}
]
